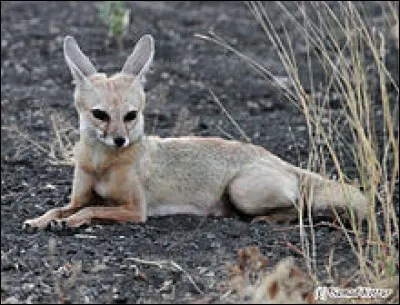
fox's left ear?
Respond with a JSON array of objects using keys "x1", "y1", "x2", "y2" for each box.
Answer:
[{"x1": 121, "y1": 34, "x2": 154, "y2": 84}]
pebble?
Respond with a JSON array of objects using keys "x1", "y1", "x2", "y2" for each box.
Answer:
[{"x1": 247, "y1": 101, "x2": 260, "y2": 115}]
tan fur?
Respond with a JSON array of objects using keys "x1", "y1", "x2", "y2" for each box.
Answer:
[
  {"x1": 228, "y1": 247, "x2": 315, "y2": 303},
  {"x1": 23, "y1": 35, "x2": 368, "y2": 230},
  {"x1": 252, "y1": 257, "x2": 315, "y2": 304}
]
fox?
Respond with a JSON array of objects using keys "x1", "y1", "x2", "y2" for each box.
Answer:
[{"x1": 23, "y1": 34, "x2": 367, "y2": 231}]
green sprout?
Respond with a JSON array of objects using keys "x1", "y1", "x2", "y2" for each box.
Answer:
[{"x1": 98, "y1": 1, "x2": 130, "y2": 51}]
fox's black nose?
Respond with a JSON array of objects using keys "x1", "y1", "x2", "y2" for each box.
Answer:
[{"x1": 114, "y1": 137, "x2": 126, "y2": 147}]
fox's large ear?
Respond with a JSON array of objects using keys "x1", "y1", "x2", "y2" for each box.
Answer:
[
  {"x1": 121, "y1": 34, "x2": 154, "y2": 83},
  {"x1": 63, "y1": 36, "x2": 97, "y2": 85}
]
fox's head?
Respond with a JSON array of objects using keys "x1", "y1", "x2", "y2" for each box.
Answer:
[{"x1": 63, "y1": 34, "x2": 154, "y2": 148}]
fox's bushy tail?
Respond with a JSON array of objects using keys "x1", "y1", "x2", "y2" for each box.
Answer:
[{"x1": 291, "y1": 166, "x2": 368, "y2": 222}]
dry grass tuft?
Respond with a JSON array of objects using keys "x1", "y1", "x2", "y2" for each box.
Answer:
[
  {"x1": 198, "y1": 0, "x2": 399, "y2": 300},
  {"x1": 2, "y1": 113, "x2": 77, "y2": 166}
]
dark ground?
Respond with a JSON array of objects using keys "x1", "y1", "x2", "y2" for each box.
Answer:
[{"x1": 1, "y1": 1, "x2": 398, "y2": 304}]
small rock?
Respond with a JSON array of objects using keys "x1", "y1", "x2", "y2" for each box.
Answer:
[
  {"x1": 260, "y1": 100, "x2": 274, "y2": 111},
  {"x1": 22, "y1": 282, "x2": 35, "y2": 291},
  {"x1": 112, "y1": 294, "x2": 128, "y2": 304},
  {"x1": 206, "y1": 233, "x2": 215, "y2": 239},
  {"x1": 296, "y1": 125, "x2": 307, "y2": 132},
  {"x1": 2, "y1": 296, "x2": 20, "y2": 304},
  {"x1": 205, "y1": 271, "x2": 215, "y2": 277},
  {"x1": 247, "y1": 101, "x2": 260, "y2": 115}
]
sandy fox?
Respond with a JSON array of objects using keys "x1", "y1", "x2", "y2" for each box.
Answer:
[{"x1": 23, "y1": 34, "x2": 367, "y2": 231}]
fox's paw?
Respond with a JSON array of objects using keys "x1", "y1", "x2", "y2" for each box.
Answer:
[
  {"x1": 22, "y1": 221, "x2": 39, "y2": 233},
  {"x1": 48, "y1": 219, "x2": 76, "y2": 233},
  {"x1": 22, "y1": 218, "x2": 46, "y2": 233},
  {"x1": 48, "y1": 219, "x2": 68, "y2": 231},
  {"x1": 23, "y1": 218, "x2": 77, "y2": 233}
]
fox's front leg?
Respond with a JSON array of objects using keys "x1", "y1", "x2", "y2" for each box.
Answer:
[
  {"x1": 22, "y1": 204, "x2": 81, "y2": 231},
  {"x1": 23, "y1": 166, "x2": 93, "y2": 231},
  {"x1": 53, "y1": 204, "x2": 145, "y2": 229},
  {"x1": 50, "y1": 174, "x2": 147, "y2": 229}
]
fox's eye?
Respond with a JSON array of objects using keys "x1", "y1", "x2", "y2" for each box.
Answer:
[
  {"x1": 124, "y1": 110, "x2": 137, "y2": 122},
  {"x1": 91, "y1": 109, "x2": 110, "y2": 122}
]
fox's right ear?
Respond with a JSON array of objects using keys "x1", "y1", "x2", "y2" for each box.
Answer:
[{"x1": 63, "y1": 36, "x2": 97, "y2": 85}]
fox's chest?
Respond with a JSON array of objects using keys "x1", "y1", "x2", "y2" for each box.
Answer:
[
  {"x1": 94, "y1": 178, "x2": 114, "y2": 199},
  {"x1": 76, "y1": 142, "x2": 139, "y2": 202},
  {"x1": 91, "y1": 166, "x2": 135, "y2": 203}
]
